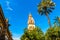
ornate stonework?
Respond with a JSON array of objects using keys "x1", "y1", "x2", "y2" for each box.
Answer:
[
  {"x1": 28, "y1": 13, "x2": 35, "y2": 30},
  {"x1": 0, "y1": 5, "x2": 13, "y2": 40}
]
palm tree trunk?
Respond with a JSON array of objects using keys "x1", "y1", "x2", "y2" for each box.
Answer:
[{"x1": 46, "y1": 12, "x2": 52, "y2": 27}]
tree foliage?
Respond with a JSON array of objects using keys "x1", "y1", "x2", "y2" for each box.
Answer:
[
  {"x1": 38, "y1": 0, "x2": 55, "y2": 15},
  {"x1": 54, "y1": 16, "x2": 60, "y2": 26},
  {"x1": 38, "y1": 0, "x2": 55, "y2": 27},
  {"x1": 20, "y1": 27, "x2": 44, "y2": 40},
  {"x1": 45, "y1": 23, "x2": 60, "y2": 40}
]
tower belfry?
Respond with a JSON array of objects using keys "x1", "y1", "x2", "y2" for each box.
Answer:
[
  {"x1": 0, "y1": 5, "x2": 13, "y2": 40},
  {"x1": 28, "y1": 13, "x2": 35, "y2": 30}
]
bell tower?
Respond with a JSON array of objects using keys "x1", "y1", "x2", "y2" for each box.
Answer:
[{"x1": 28, "y1": 13, "x2": 35, "y2": 30}]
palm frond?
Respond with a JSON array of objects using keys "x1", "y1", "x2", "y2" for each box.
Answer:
[
  {"x1": 38, "y1": 0, "x2": 55, "y2": 16},
  {"x1": 48, "y1": 9, "x2": 52, "y2": 12},
  {"x1": 50, "y1": 7, "x2": 55, "y2": 10}
]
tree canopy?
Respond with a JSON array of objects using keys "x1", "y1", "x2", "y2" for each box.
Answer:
[
  {"x1": 20, "y1": 27, "x2": 44, "y2": 40},
  {"x1": 45, "y1": 22, "x2": 60, "y2": 40}
]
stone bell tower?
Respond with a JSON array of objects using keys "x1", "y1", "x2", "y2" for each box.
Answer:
[{"x1": 28, "y1": 13, "x2": 35, "y2": 30}]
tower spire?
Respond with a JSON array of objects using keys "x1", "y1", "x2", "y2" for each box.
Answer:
[{"x1": 28, "y1": 13, "x2": 35, "y2": 30}]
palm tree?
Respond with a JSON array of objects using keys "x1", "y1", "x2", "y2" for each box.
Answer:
[
  {"x1": 38, "y1": 0, "x2": 55, "y2": 27},
  {"x1": 54, "y1": 16, "x2": 60, "y2": 26}
]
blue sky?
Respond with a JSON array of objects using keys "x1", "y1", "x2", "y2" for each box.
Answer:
[{"x1": 0, "y1": 0, "x2": 60, "y2": 40}]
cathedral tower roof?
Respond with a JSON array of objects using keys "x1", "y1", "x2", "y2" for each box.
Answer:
[{"x1": 28, "y1": 13, "x2": 35, "y2": 25}]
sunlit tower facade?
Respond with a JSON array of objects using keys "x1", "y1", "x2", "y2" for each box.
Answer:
[{"x1": 28, "y1": 13, "x2": 35, "y2": 31}]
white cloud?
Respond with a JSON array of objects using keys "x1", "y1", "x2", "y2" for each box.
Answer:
[
  {"x1": 12, "y1": 33, "x2": 21, "y2": 40},
  {"x1": 6, "y1": 1, "x2": 13, "y2": 11},
  {"x1": 6, "y1": 1, "x2": 10, "y2": 6},
  {"x1": 13, "y1": 37, "x2": 20, "y2": 40},
  {"x1": 7, "y1": 7, "x2": 13, "y2": 11}
]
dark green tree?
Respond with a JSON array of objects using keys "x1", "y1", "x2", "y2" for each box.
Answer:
[
  {"x1": 45, "y1": 22, "x2": 60, "y2": 40},
  {"x1": 20, "y1": 27, "x2": 44, "y2": 40},
  {"x1": 45, "y1": 27, "x2": 54, "y2": 40},
  {"x1": 38, "y1": 0, "x2": 55, "y2": 27}
]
